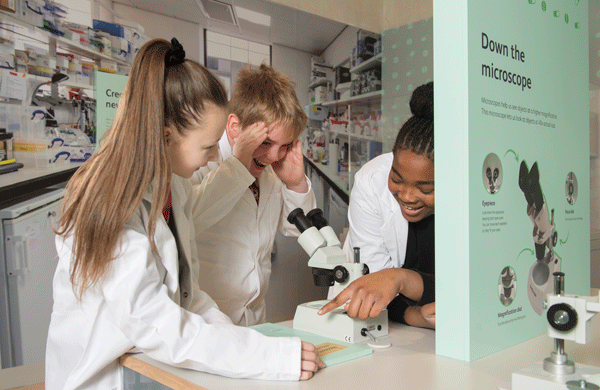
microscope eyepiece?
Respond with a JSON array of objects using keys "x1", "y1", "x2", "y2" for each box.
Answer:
[
  {"x1": 287, "y1": 208, "x2": 312, "y2": 233},
  {"x1": 307, "y1": 208, "x2": 328, "y2": 230}
]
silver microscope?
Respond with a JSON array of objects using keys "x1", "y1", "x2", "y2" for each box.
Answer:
[
  {"x1": 288, "y1": 208, "x2": 389, "y2": 344},
  {"x1": 511, "y1": 272, "x2": 600, "y2": 390}
]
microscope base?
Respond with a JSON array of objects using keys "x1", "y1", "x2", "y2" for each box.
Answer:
[
  {"x1": 293, "y1": 300, "x2": 388, "y2": 344},
  {"x1": 511, "y1": 360, "x2": 600, "y2": 390}
]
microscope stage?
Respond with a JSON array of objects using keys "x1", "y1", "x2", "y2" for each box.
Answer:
[{"x1": 293, "y1": 300, "x2": 389, "y2": 344}]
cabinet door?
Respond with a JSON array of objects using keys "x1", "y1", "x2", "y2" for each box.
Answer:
[
  {"x1": 310, "y1": 168, "x2": 325, "y2": 210},
  {"x1": 327, "y1": 190, "x2": 349, "y2": 238},
  {"x1": 3, "y1": 198, "x2": 62, "y2": 366}
]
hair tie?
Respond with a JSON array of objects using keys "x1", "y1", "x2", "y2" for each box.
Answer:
[{"x1": 165, "y1": 38, "x2": 186, "y2": 67}]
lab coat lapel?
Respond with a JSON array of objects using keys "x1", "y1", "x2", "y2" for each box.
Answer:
[
  {"x1": 257, "y1": 167, "x2": 276, "y2": 218},
  {"x1": 141, "y1": 185, "x2": 179, "y2": 294},
  {"x1": 380, "y1": 191, "x2": 408, "y2": 267},
  {"x1": 171, "y1": 176, "x2": 192, "y2": 272}
]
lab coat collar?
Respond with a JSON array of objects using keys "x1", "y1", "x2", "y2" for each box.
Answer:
[{"x1": 219, "y1": 131, "x2": 232, "y2": 161}]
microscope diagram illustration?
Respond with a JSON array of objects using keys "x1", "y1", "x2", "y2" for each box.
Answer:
[
  {"x1": 518, "y1": 160, "x2": 561, "y2": 316},
  {"x1": 499, "y1": 266, "x2": 517, "y2": 306},
  {"x1": 486, "y1": 166, "x2": 500, "y2": 194},
  {"x1": 483, "y1": 153, "x2": 503, "y2": 194},
  {"x1": 565, "y1": 171, "x2": 577, "y2": 205}
]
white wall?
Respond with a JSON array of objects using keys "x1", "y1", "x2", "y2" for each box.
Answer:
[
  {"x1": 321, "y1": 26, "x2": 358, "y2": 68},
  {"x1": 113, "y1": 3, "x2": 202, "y2": 63},
  {"x1": 271, "y1": 43, "x2": 311, "y2": 108},
  {"x1": 92, "y1": 0, "x2": 115, "y2": 23},
  {"x1": 59, "y1": 0, "x2": 93, "y2": 26}
]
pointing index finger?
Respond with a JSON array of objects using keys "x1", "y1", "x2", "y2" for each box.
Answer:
[{"x1": 318, "y1": 291, "x2": 350, "y2": 315}]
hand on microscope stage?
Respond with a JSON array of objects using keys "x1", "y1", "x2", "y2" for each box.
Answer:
[
  {"x1": 272, "y1": 140, "x2": 309, "y2": 193},
  {"x1": 318, "y1": 268, "x2": 425, "y2": 321},
  {"x1": 404, "y1": 302, "x2": 435, "y2": 329},
  {"x1": 230, "y1": 121, "x2": 269, "y2": 171},
  {"x1": 300, "y1": 341, "x2": 326, "y2": 380}
]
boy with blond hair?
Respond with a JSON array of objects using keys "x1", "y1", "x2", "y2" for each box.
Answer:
[{"x1": 191, "y1": 64, "x2": 316, "y2": 326}]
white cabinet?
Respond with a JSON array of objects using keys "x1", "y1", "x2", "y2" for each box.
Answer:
[
  {"x1": 327, "y1": 189, "x2": 348, "y2": 238},
  {"x1": 0, "y1": 188, "x2": 64, "y2": 368}
]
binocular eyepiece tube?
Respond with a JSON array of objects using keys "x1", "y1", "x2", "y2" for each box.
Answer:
[{"x1": 287, "y1": 208, "x2": 330, "y2": 232}]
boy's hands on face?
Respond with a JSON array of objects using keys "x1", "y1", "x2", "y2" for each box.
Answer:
[
  {"x1": 231, "y1": 122, "x2": 268, "y2": 171},
  {"x1": 272, "y1": 140, "x2": 309, "y2": 193}
]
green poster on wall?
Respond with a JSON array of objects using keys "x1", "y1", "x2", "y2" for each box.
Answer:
[
  {"x1": 94, "y1": 70, "x2": 128, "y2": 147},
  {"x1": 435, "y1": 0, "x2": 589, "y2": 361}
]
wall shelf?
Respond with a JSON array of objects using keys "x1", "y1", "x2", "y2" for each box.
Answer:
[
  {"x1": 24, "y1": 73, "x2": 92, "y2": 90},
  {"x1": 330, "y1": 129, "x2": 382, "y2": 142},
  {"x1": 349, "y1": 53, "x2": 382, "y2": 74},
  {"x1": 321, "y1": 90, "x2": 382, "y2": 108},
  {"x1": 0, "y1": 11, "x2": 130, "y2": 66},
  {"x1": 309, "y1": 77, "x2": 332, "y2": 90}
]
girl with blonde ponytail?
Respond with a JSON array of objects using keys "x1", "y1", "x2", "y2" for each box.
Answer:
[{"x1": 46, "y1": 38, "x2": 323, "y2": 389}]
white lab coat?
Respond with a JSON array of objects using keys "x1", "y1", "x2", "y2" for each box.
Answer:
[
  {"x1": 329, "y1": 153, "x2": 409, "y2": 298},
  {"x1": 190, "y1": 133, "x2": 317, "y2": 326},
  {"x1": 45, "y1": 174, "x2": 301, "y2": 390}
]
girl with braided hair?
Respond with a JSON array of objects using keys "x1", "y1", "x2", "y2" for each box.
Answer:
[{"x1": 319, "y1": 82, "x2": 435, "y2": 329}]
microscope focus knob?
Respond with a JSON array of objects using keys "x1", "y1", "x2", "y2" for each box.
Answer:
[
  {"x1": 363, "y1": 263, "x2": 369, "y2": 275},
  {"x1": 333, "y1": 265, "x2": 349, "y2": 283},
  {"x1": 547, "y1": 302, "x2": 578, "y2": 332}
]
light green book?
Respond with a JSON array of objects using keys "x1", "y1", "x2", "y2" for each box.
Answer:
[{"x1": 250, "y1": 323, "x2": 372, "y2": 367}]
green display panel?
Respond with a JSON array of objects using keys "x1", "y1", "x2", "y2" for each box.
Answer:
[
  {"x1": 381, "y1": 18, "x2": 433, "y2": 153},
  {"x1": 94, "y1": 70, "x2": 128, "y2": 147},
  {"x1": 435, "y1": 0, "x2": 589, "y2": 361}
]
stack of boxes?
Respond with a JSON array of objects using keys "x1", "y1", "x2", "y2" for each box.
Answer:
[
  {"x1": 350, "y1": 68, "x2": 381, "y2": 97},
  {"x1": 93, "y1": 19, "x2": 149, "y2": 64},
  {"x1": 333, "y1": 65, "x2": 350, "y2": 101},
  {"x1": 310, "y1": 57, "x2": 333, "y2": 104},
  {"x1": 351, "y1": 30, "x2": 382, "y2": 68},
  {"x1": 350, "y1": 30, "x2": 382, "y2": 97}
]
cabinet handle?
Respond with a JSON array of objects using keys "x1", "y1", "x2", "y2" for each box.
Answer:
[{"x1": 5, "y1": 236, "x2": 29, "y2": 276}]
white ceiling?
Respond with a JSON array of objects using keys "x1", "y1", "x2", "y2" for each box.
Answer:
[{"x1": 114, "y1": 0, "x2": 348, "y2": 55}]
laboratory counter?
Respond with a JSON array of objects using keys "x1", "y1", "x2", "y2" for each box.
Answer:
[
  {"x1": 118, "y1": 294, "x2": 600, "y2": 390},
  {"x1": 0, "y1": 164, "x2": 79, "y2": 204},
  {"x1": 303, "y1": 155, "x2": 349, "y2": 205}
]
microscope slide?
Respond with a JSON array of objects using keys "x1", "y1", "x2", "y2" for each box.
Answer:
[{"x1": 250, "y1": 323, "x2": 372, "y2": 367}]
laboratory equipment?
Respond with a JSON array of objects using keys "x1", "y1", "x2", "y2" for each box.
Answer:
[
  {"x1": 511, "y1": 272, "x2": 600, "y2": 390},
  {"x1": 0, "y1": 128, "x2": 22, "y2": 174},
  {"x1": 288, "y1": 208, "x2": 388, "y2": 344},
  {"x1": 518, "y1": 160, "x2": 560, "y2": 315},
  {"x1": 0, "y1": 188, "x2": 64, "y2": 368},
  {"x1": 25, "y1": 72, "x2": 69, "y2": 107}
]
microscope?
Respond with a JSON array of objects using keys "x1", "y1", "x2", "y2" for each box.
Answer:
[
  {"x1": 486, "y1": 166, "x2": 500, "y2": 194},
  {"x1": 511, "y1": 272, "x2": 600, "y2": 390},
  {"x1": 518, "y1": 161, "x2": 561, "y2": 315},
  {"x1": 288, "y1": 208, "x2": 389, "y2": 344}
]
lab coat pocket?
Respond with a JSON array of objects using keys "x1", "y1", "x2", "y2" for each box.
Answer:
[{"x1": 380, "y1": 212, "x2": 407, "y2": 268}]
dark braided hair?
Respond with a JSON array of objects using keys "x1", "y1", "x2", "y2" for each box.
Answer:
[{"x1": 393, "y1": 81, "x2": 433, "y2": 159}]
